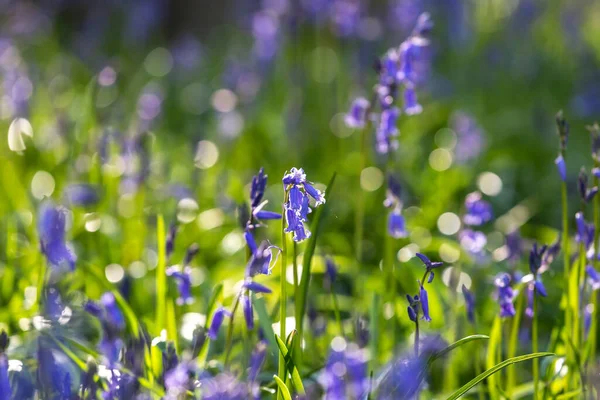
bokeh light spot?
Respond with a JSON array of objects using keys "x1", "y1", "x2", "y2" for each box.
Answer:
[
  {"x1": 194, "y1": 140, "x2": 219, "y2": 169},
  {"x1": 429, "y1": 148, "x2": 453, "y2": 171},
  {"x1": 477, "y1": 172, "x2": 503, "y2": 196},
  {"x1": 31, "y1": 171, "x2": 55, "y2": 199},
  {"x1": 144, "y1": 47, "x2": 173, "y2": 77},
  {"x1": 360, "y1": 167, "x2": 384, "y2": 192},
  {"x1": 437, "y1": 212, "x2": 461, "y2": 235}
]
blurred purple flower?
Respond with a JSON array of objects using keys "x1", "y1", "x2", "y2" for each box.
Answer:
[
  {"x1": 505, "y1": 231, "x2": 522, "y2": 265},
  {"x1": 462, "y1": 285, "x2": 475, "y2": 323},
  {"x1": 459, "y1": 229, "x2": 487, "y2": 258},
  {"x1": 555, "y1": 154, "x2": 567, "y2": 182},
  {"x1": 587, "y1": 265, "x2": 600, "y2": 290},
  {"x1": 0, "y1": 352, "x2": 10, "y2": 399},
  {"x1": 199, "y1": 372, "x2": 246, "y2": 400},
  {"x1": 63, "y1": 184, "x2": 100, "y2": 206},
  {"x1": 166, "y1": 266, "x2": 193, "y2": 305},
  {"x1": 419, "y1": 282, "x2": 431, "y2": 322},
  {"x1": 345, "y1": 97, "x2": 370, "y2": 128},
  {"x1": 375, "y1": 107, "x2": 400, "y2": 154},
  {"x1": 319, "y1": 339, "x2": 369, "y2": 399},
  {"x1": 38, "y1": 202, "x2": 76, "y2": 272},
  {"x1": 451, "y1": 111, "x2": 485, "y2": 164},
  {"x1": 388, "y1": 209, "x2": 408, "y2": 239},
  {"x1": 208, "y1": 307, "x2": 232, "y2": 340},
  {"x1": 578, "y1": 168, "x2": 598, "y2": 203},
  {"x1": 463, "y1": 192, "x2": 493, "y2": 226},
  {"x1": 494, "y1": 273, "x2": 516, "y2": 317}
]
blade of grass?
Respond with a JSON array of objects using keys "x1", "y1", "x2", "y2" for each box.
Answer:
[
  {"x1": 296, "y1": 173, "x2": 336, "y2": 342},
  {"x1": 156, "y1": 214, "x2": 167, "y2": 336},
  {"x1": 254, "y1": 296, "x2": 278, "y2": 362},
  {"x1": 166, "y1": 299, "x2": 178, "y2": 352},
  {"x1": 427, "y1": 334, "x2": 489, "y2": 366},
  {"x1": 446, "y1": 352, "x2": 555, "y2": 400},
  {"x1": 273, "y1": 375, "x2": 292, "y2": 400},
  {"x1": 275, "y1": 332, "x2": 306, "y2": 395},
  {"x1": 486, "y1": 316, "x2": 502, "y2": 400}
]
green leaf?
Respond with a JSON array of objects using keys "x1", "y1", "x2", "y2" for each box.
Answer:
[
  {"x1": 427, "y1": 334, "x2": 489, "y2": 366},
  {"x1": 275, "y1": 332, "x2": 306, "y2": 395},
  {"x1": 446, "y1": 352, "x2": 555, "y2": 400},
  {"x1": 155, "y1": 214, "x2": 167, "y2": 336},
  {"x1": 296, "y1": 173, "x2": 336, "y2": 338},
  {"x1": 485, "y1": 316, "x2": 502, "y2": 400},
  {"x1": 273, "y1": 375, "x2": 292, "y2": 400},
  {"x1": 556, "y1": 389, "x2": 582, "y2": 400},
  {"x1": 254, "y1": 296, "x2": 278, "y2": 362}
]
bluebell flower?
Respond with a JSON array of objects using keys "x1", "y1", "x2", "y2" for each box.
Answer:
[
  {"x1": 494, "y1": 273, "x2": 515, "y2": 317},
  {"x1": 318, "y1": 339, "x2": 369, "y2": 400},
  {"x1": 419, "y1": 282, "x2": 431, "y2": 322},
  {"x1": 354, "y1": 317, "x2": 370, "y2": 348},
  {"x1": 588, "y1": 123, "x2": 600, "y2": 162},
  {"x1": 345, "y1": 97, "x2": 370, "y2": 128},
  {"x1": 555, "y1": 154, "x2": 567, "y2": 182},
  {"x1": 166, "y1": 223, "x2": 177, "y2": 260},
  {"x1": 242, "y1": 293, "x2": 254, "y2": 330},
  {"x1": 452, "y1": 111, "x2": 485, "y2": 164},
  {"x1": 525, "y1": 285, "x2": 534, "y2": 318},
  {"x1": 380, "y1": 49, "x2": 400, "y2": 86},
  {"x1": 38, "y1": 202, "x2": 77, "y2": 271},
  {"x1": 458, "y1": 229, "x2": 487, "y2": 258},
  {"x1": 63, "y1": 183, "x2": 100, "y2": 206},
  {"x1": 505, "y1": 231, "x2": 522, "y2": 265},
  {"x1": 462, "y1": 285, "x2": 475, "y2": 323},
  {"x1": 388, "y1": 208, "x2": 408, "y2": 238},
  {"x1": 585, "y1": 303, "x2": 594, "y2": 338},
  {"x1": 406, "y1": 294, "x2": 419, "y2": 322},
  {"x1": 529, "y1": 242, "x2": 548, "y2": 274},
  {"x1": 165, "y1": 362, "x2": 198, "y2": 399},
  {"x1": 540, "y1": 235, "x2": 561, "y2": 273},
  {"x1": 586, "y1": 265, "x2": 600, "y2": 290},
  {"x1": 578, "y1": 168, "x2": 598, "y2": 203},
  {"x1": 37, "y1": 338, "x2": 75, "y2": 400},
  {"x1": 575, "y1": 212, "x2": 595, "y2": 252},
  {"x1": 415, "y1": 253, "x2": 443, "y2": 282},
  {"x1": 244, "y1": 231, "x2": 279, "y2": 277},
  {"x1": 463, "y1": 192, "x2": 493, "y2": 226},
  {"x1": 383, "y1": 174, "x2": 403, "y2": 208},
  {"x1": 375, "y1": 107, "x2": 400, "y2": 154},
  {"x1": 283, "y1": 168, "x2": 326, "y2": 242},
  {"x1": 84, "y1": 292, "x2": 125, "y2": 365},
  {"x1": 166, "y1": 266, "x2": 193, "y2": 305},
  {"x1": 248, "y1": 168, "x2": 282, "y2": 229},
  {"x1": 248, "y1": 341, "x2": 267, "y2": 383},
  {"x1": 403, "y1": 86, "x2": 422, "y2": 115},
  {"x1": 199, "y1": 372, "x2": 247, "y2": 400},
  {"x1": 208, "y1": 307, "x2": 232, "y2": 340},
  {"x1": 0, "y1": 352, "x2": 10, "y2": 399},
  {"x1": 183, "y1": 243, "x2": 200, "y2": 266},
  {"x1": 325, "y1": 258, "x2": 338, "y2": 288}
]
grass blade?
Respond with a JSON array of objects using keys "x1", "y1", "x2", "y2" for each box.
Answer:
[
  {"x1": 273, "y1": 375, "x2": 292, "y2": 400},
  {"x1": 446, "y1": 352, "x2": 555, "y2": 400},
  {"x1": 486, "y1": 316, "x2": 502, "y2": 400},
  {"x1": 156, "y1": 214, "x2": 167, "y2": 336},
  {"x1": 275, "y1": 332, "x2": 306, "y2": 395},
  {"x1": 296, "y1": 173, "x2": 336, "y2": 339},
  {"x1": 427, "y1": 334, "x2": 489, "y2": 366}
]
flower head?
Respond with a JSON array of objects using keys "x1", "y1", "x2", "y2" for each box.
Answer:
[
  {"x1": 494, "y1": 273, "x2": 515, "y2": 317},
  {"x1": 283, "y1": 168, "x2": 326, "y2": 242},
  {"x1": 555, "y1": 154, "x2": 567, "y2": 182},
  {"x1": 319, "y1": 338, "x2": 369, "y2": 399},
  {"x1": 578, "y1": 168, "x2": 598, "y2": 203},
  {"x1": 388, "y1": 208, "x2": 408, "y2": 238},
  {"x1": 463, "y1": 192, "x2": 493, "y2": 226},
  {"x1": 62, "y1": 183, "x2": 100, "y2": 206},
  {"x1": 247, "y1": 168, "x2": 281, "y2": 229},
  {"x1": 556, "y1": 110, "x2": 569, "y2": 152},
  {"x1": 208, "y1": 307, "x2": 232, "y2": 340},
  {"x1": 419, "y1": 282, "x2": 431, "y2": 322},
  {"x1": 345, "y1": 97, "x2": 370, "y2": 128},
  {"x1": 415, "y1": 253, "x2": 443, "y2": 281},
  {"x1": 462, "y1": 285, "x2": 475, "y2": 323},
  {"x1": 376, "y1": 107, "x2": 401, "y2": 154},
  {"x1": 38, "y1": 202, "x2": 77, "y2": 271},
  {"x1": 167, "y1": 266, "x2": 193, "y2": 305}
]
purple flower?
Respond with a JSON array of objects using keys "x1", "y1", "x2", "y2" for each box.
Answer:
[
  {"x1": 505, "y1": 231, "x2": 522, "y2": 265},
  {"x1": 248, "y1": 341, "x2": 267, "y2": 382},
  {"x1": 208, "y1": 307, "x2": 232, "y2": 340},
  {"x1": 166, "y1": 223, "x2": 177, "y2": 260},
  {"x1": 540, "y1": 235, "x2": 561, "y2": 273},
  {"x1": 184, "y1": 243, "x2": 200, "y2": 266},
  {"x1": 463, "y1": 192, "x2": 493, "y2": 226},
  {"x1": 63, "y1": 183, "x2": 100, "y2": 206},
  {"x1": 578, "y1": 168, "x2": 598, "y2": 203},
  {"x1": 494, "y1": 273, "x2": 516, "y2": 318},
  {"x1": 319, "y1": 339, "x2": 369, "y2": 399},
  {"x1": 529, "y1": 242, "x2": 548, "y2": 274},
  {"x1": 452, "y1": 111, "x2": 485, "y2": 164},
  {"x1": 403, "y1": 86, "x2": 422, "y2": 115},
  {"x1": 242, "y1": 294, "x2": 254, "y2": 330},
  {"x1": 165, "y1": 362, "x2": 197, "y2": 398},
  {"x1": 462, "y1": 285, "x2": 475, "y2": 323},
  {"x1": 415, "y1": 253, "x2": 443, "y2": 280},
  {"x1": 283, "y1": 168, "x2": 326, "y2": 242},
  {"x1": 555, "y1": 154, "x2": 567, "y2": 182},
  {"x1": 575, "y1": 212, "x2": 595, "y2": 251},
  {"x1": 0, "y1": 353, "x2": 10, "y2": 399},
  {"x1": 525, "y1": 285, "x2": 534, "y2": 318},
  {"x1": 84, "y1": 293, "x2": 126, "y2": 364},
  {"x1": 459, "y1": 229, "x2": 487, "y2": 257},
  {"x1": 243, "y1": 279, "x2": 272, "y2": 294},
  {"x1": 345, "y1": 97, "x2": 370, "y2": 128},
  {"x1": 406, "y1": 294, "x2": 419, "y2": 322},
  {"x1": 38, "y1": 202, "x2": 77, "y2": 271},
  {"x1": 384, "y1": 174, "x2": 403, "y2": 208},
  {"x1": 388, "y1": 209, "x2": 408, "y2": 238},
  {"x1": 248, "y1": 168, "x2": 282, "y2": 229},
  {"x1": 419, "y1": 282, "x2": 431, "y2": 322},
  {"x1": 200, "y1": 372, "x2": 247, "y2": 400},
  {"x1": 375, "y1": 107, "x2": 401, "y2": 154},
  {"x1": 587, "y1": 265, "x2": 600, "y2": 290},
  {"x1": 325, "y1": 258, "x2": 338, "y2": 287},
  {"x1": 167, "y1": 267, "x2": 193, "y2": 305},
  {"x1": 244, "y1": 232, "x2": 278, "y2": 277}
]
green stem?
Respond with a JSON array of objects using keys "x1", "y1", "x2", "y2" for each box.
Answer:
[
  {"x1": 223, "y1": 293, "x2": 241, "y2": 366},
  {"x1": 331, "y1": 290, "x2": 343, "y2": 337},
  {"x1": 414, "y1": 319, "x2": 420, "y2": 357},
  {"x1": 278, "y1": 200, "x2": 288, "y2": 398},
  {"x1": 590, "y1": 162, "x2": 599, "y2": 375},
  {"x1": 507, "y1": 286, "x2": 525, "y2": 394},
  {"x1": 533, "y1": 288, "x2": 539, "y2": 400},
  {"x1": 355, "y1": 123, "x2": 369, "y2": 263},
  {"x1": 561, "y1": 180, "x2": 572, "y2": 389}
]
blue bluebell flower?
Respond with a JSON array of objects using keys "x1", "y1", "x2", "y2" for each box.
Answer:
[
  {"x1": 84, "y1": 292, "x2": 125, "y2": 365},
  {"x1": 525, "y1": 285, "x2": 534, "y2": 318},
  {"x1": 165, "y1": 362, "x2": 198, "y2": 399},
  {"x1": 244, "y1": 231, "x2": 279, "y2": 277},
  {"x1": 283, "y1": 168, "x2": 326, "y2": 242},
  {"x1": 463, "y1": 192, "x2": 493, "y2": 226},
  {"x1": 375, "y1": 107, "x2": 400, "y2": 154},
  {"x1": 243, "y1": 279, "x2": 272, "y2": 294},
  {"x1": 199, "y1": 372, "x2": 247, "y2": 400},
  {"x1": 586, "y1": 265, "x2": 600, "y2": 290},
  {"x1": 388, "y1": 209, "x2": 408, "y2": 238},
  {"x1": 406, "y1": 294, "x2": 419, "y2": 322},
  {"x1": 166, "y1": 223, "x2": 177, "y2": 260},
  {"x1": 242, "y1": 294, "x2": 254, "y2": 330},
  {"x1": 63, "y1": 183, "x2": 100, "y2": 206},
  {"x1": 462, "y1": 285, "x2": 475, "y2": 323},
  {"x1": 555, "y1": 154, "x2": 567, "y2": 182},
  {"x1": 0, "y1": 352, "x2": 10, "y2": 399},
  {"x1": 458, "y1": 229, "x2": 487, "y2": 258},
  {"x1": 505, "y1": 231, "x2": 522, "y2": 265},
  {"x1": 37, "y1": 338, "x2": 75, "y2": 400},
  {"x1": 578, "y1": 168, "x2": 598, "y2": 203},
  {"x1": 452, "y1": 111, "x2": 485, "y2": 164},
  {"x1": 166, "y1": 266, "x2": 193, "y2": 305},
  {"x1": 248, "y1": 168, "x2": 282, "y2": 229},
  {"x1": 38, "y1": 202, "x2": 77, "y2": 271},
  {"x1": 379, "y1": 49, "x2": 400, "y2": 86},
  {"x1": 319, "y1": 339, "x2": 369, "y2": 400},
  {"x1": 248, "y1": 341, "x2": 267, "y2": 383},
  {"x1": 575, "y1": 212, "x2": 595, "y2": 252},
  {"x1": 415, "y1": 252, "x2": 443, "y2": 282},
  {"x1": 325, "y1": 258, "x2": 338, "y2": 288},
  {"x1": 403, "y1": 86, "x2": 422, "y2": 115},
  {"x1": 208, "y1": 307, "x2": 232, "y2": 340},
  {"x1": 494, "y1": 273, "x2": 516, "y2": 317},
  {"x1": 345, "y1": 97, "x2": 370, "y2": 128},
  {"x1": 250, "y1": 167, "x2": 267, "y2": 208},
  {"x1": 419, "y1": 282, "x2": 431, "y2": 322},
  {"x1": 183, "y1": 243, "x2": 199, "y2": 266},
  {"x1": 354, "y1": 317, "x2": 370, "y2": 348},
  {"x1": 585, "y1": 304, "x2": 594, "y2": 338},
  {"x1": 540, "y1": 235, "x2": 561, "y2": 273}
]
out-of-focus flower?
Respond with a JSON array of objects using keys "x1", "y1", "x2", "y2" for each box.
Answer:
[
  {"x1": 319, "y1": 338, "x2": 369, "y2": 399},
  {"x1": 207, "y1": 307, "x2": 232, "y2": 340},
  {"x1": 375, "y1": 107, "x2": 400, "y2": 154},
  {"x1": 248, "y1": 341, "x2": 267, "y2": 383},
  {"x1": 166, "y1": 223, "x2": 178, "y2": 260},
  {"x1": 165, "y1": 362, "x2": 198, "y2": 399},
  {"x1": 578, "y1": 168, "x2": 598, "y2": 203},
  {"x1": 587, "y1": 265, "x2": 600, "y2": 290},
  {"x1": 555, "y1": 154, "x2": 567, "y2": 182},
  {"x1": 355, "y1": 317, "x2": 370, "y2": 348},
  {"x1": 505, "y1": 231, "x2": 522, "y2": 265},
  {"x1": 575, "y1": 212, "x2": 595, "y2": 252},
  {"x1": 0, "y1": 332, "x2": 10, "y2": 399},
  {"x1": 494, "y1": 273, "x2": 516, "y2": 317},
  {"x1": 345, "y1": 97, "x2": 370, "y2": 128},
  {"x1": 463, "y1": 192, "x2": 493, "y2": 226},
  {"x1": 451, "y1": 111, "x2": 485, "y2": 164},
  {"x1": 283, "y1": 168, "x2": 326, "y2": 242},
  {"x1": 415, "y1": 253, "x2": 443, "y2": 281},
  {"x1": 38, "y1": 202, "x2": 77, "y2": 272},
  {"x1": 462, "y1": 285, "x2": 475, "y2": 323},
  {"x1": 63, "y1": 183, "x2": 100, "y2": 206},
  {"x1": 540, "y1": 235, "x2": 561, "y2": 273},
  {"x1": 459, "y1": 229, "x2": 487, "y2": 258},
  {"x1": 325, "y1": 257, "x2": 338, "y2": 290},
  {"x1": 248, "y1": 168, "x2": 281, "y2": 230},
  {"x1": 384, "y1": 175, "x2": 408, "y2": 239},
  {"x1": 588, "y1": 123, "x2": 600, "y2": 162},
  {"x1": 388, "y1": 209, "x2": 408, "y2": 239},
  {"x1": 556, "y1": 110, "x2": 569, "y2": 152},
  {"x1": 199, "y1": 372, "x2": 247, "y2": 400},
  {"x1": 84, "y1": 292, "x2": 125, "y2": 364},
  {"x1": 167, "y1": 266, "x2": 193, "y2": 305}
]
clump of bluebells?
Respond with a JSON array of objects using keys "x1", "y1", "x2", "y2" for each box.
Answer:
[{"x1": 282, "y1": 167, "x2": 326, "y2": 242}]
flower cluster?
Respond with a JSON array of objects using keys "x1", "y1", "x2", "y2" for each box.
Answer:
[
  {"x1": 494, "y1": 273, "x2": 516, "y2": 318},
  {"x1": 318, "y1": 337, "x2": 369, "y2": 399},
  {"x1": 282, "y1": 167, "x2": 326, "y2": 242},
  {"x1": 38, "y1": 202, "x2": 77, "y2": 272}
]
